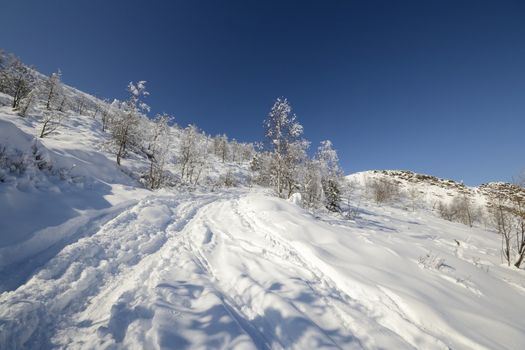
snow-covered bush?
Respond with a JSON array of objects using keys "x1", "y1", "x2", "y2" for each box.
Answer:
[{"x1": 418, "y1": 252, "x2": 447, "y2": 270}]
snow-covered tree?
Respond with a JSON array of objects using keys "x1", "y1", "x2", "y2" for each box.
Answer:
[
  {"x1": 213, "y1": 134, "x2": 229, "y2": 162},
  {"x1": 264, "y1": 97, "x2": 307, "y2": 198},
  {"x1": 43, "y1": 70, "x2": 63, "y2": 110},
  {"x1": 281, "y1": 138, "x2": 309, "y2": 198},
  {"x1": 112, "y1": 81, "x2": 149, "y2": 165},
  {"x1": 18, "y1": 88, "x2": 38, "y2": 117},
  {"x1": 145, "y1": 114, "x2": 172, "y2": 189},
  {"x1": 301, "y1": 160, "x2": 324, "y2": 209},
  {"x1": 315, "y1": 140, "x2": 343, "y2": 211},
  {"x1": 240, "y1": 143, "x2": 255, "y2": 162},
  {"x1": 0, "y1": 53, "x2": 36, "y2": 109},
  {"x1": 179, "y1": 124, "x2": 208, "y2": 185},
  {"x1": 488, "y1": 190, "x2": 525, "y2": 268},
  {"x1": 39, "y1": 110, "x2": 65, "y2": 138},
  {"x1": 0, "y1": 54, "x2": 35, "y2": 109},
  {"x1": 37, "y1": 70, "x2": 67, "y2": 138}
]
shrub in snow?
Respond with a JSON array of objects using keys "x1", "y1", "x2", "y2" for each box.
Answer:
[
  {"x1": 406, "y1": 187, "x2": 423, "y2": 211},
  {"x1": 221, "y1": 170, "x2": 237, "y2": 188},
  {"x1": 437, "y1": 194, "x2": 481, "y2": 227},
  {"x1": 417, "y1": 252, "x2": 447, "y2": 271}
]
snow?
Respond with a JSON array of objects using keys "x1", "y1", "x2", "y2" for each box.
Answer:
[
  {"x1": 1, "y1": 101, "x2": 525, "y2": 349},
  {"x1": 1, "y1": 180, "x2": 525, "y2": 348}
]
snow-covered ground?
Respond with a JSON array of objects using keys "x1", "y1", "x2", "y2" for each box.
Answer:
[
  {"x1": 1, "y1": 186, "x2": 525, "y2": 349},
  {"x1": 1, "y1": 102, "x2": 525, "y2": 349}
]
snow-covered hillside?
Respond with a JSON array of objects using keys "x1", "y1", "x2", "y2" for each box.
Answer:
[
  {"x1": 1, "y1": 79, "x2": 525, "y2": 349},
  {"x1": 2, "y1": 182, "x2": 525, "y2": 349}
]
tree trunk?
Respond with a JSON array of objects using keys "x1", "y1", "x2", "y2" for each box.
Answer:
[{"x1": 116, "y1": 143, "x2": 124, "y2": 166}]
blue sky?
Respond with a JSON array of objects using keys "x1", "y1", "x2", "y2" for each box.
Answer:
[{"x1": 1, "y1": 0, "x2": 524, "y2": 185}]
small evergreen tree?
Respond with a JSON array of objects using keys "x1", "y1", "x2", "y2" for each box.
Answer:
[{"x1": 315, "y1": 140, "x2": 343, "y2": 211}]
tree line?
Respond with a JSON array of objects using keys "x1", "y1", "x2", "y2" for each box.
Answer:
[{"x1": 0, "y1": 51, "x2": 344, "y2": 212}]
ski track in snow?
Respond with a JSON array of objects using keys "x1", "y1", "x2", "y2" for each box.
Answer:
[{"x1": 1, "y1": 190, "x2": 525, "y2": 349}]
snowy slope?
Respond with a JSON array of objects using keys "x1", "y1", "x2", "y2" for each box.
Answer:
[{"x1": 1, "y1": 183, "x2": 525, "y2": 349}]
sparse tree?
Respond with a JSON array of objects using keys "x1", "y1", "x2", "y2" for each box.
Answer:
[
  {"x1": 37, "y1": 70, "x2": 66, "y2": 138},
  {"x1": 437, "y1": 194, "x2": 479, "y2": 227},
  {"x1": 99, "y1": 99, "x2": 116, "y2": 132},
  {"x1": 487, "y1": 189, "x2": 525, "y2": 268},
  {"x1": 489, "y1": 195, "x2": 515, "y2": 266},
  {"x1": 407, "y1": 187, "x2": 423, "y2": 211},
  {"x1": 18, "y1": 88, "x2": 37, "y2": 117}
]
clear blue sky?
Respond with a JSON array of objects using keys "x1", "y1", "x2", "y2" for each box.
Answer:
[{"x1": 1, "y1": 0, "x2": 524, "y2": 185}]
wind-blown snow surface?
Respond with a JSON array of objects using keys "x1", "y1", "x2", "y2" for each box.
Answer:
[{"x1": 1, "y1": 184, "x2": 525, "y2": 349}]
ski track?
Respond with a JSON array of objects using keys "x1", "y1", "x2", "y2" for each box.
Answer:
[{"x1": 0, "y1": 190, "x2": 523, "y2": 349}]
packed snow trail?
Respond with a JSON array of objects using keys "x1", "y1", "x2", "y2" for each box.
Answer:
[{"x1": 1, "y1": 190, "x2": 525, "y2": 349}]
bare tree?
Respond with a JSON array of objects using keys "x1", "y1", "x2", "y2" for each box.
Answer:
[
  {"x1": 99, "y1": 99, "x2": 116, "y2": 132},
  {"x1": 407, "y1": 187, "x2": 423, "y2": 211},
  {"x1": 488, "y1": 190, "x2": 525, "y2": 268},
  {"x1": 36, "y1": 71, "x2": 66, "y2": 138},
  {"x1": 18, "y1": 88, "x2": 37, "y2": 117},
  {"x1": 438, "y1": 194, "x2": 479, "y2": 227},
  {"x1": 512, "y1": 198, "x2": 525, "y2": 268},
  {"x1": 39, "y1": 110, "x2": 64, "y2": 138}
]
